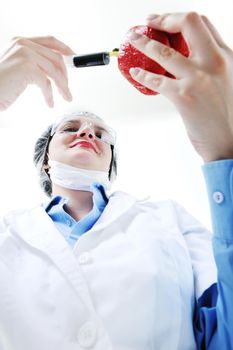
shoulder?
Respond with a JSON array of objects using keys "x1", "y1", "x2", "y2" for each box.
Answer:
[
  {"x1": 0, "y1": 204, "x2": 45, "y2": 241},
  {"x1": 109, "y1": 190, "x2": 178, "y2": 208},
  {"x1": 109, "y1": 190, "x2": 182, "y2": 220},
  {"x1": 108, "y1": 191, "x2": 208, "y2": 230}
]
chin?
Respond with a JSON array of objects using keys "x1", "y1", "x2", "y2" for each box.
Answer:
[{"x1": 68, "y1": 158, "x2": 99, "y2": 170}]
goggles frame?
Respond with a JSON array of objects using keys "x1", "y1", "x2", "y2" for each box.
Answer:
[{"x1": 50, "y1": 113, "x2": 116, "y2": 146}]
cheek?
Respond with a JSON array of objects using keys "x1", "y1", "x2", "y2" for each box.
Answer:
[
  {"x1": 48, "y1": 141, "x2": 65, "y2": 162},
  {"x1": 102, "y1": 145, "x2": 112, "y2": 168},
  {"x1": 48, "y1": 140, "x2": 57, "y2": 159},
  {"x1": 48, "y1": 136, "x2": 70, "y2": 158}
]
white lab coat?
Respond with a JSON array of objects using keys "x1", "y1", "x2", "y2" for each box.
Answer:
[{"x1": 0, "y1": 191, "x2": 217, "y2": 350}]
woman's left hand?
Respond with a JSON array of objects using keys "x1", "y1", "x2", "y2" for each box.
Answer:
[
  {"x1": 0, "y1": 36, "x2": 75, "y2": 111},
  {"x1": 129, "y1": 12, "x2": 233, "y2": 162}
]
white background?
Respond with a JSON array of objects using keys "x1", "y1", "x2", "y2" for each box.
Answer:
[{"x1": 0, "y1": 0, "x2": 232, "y2": 228}]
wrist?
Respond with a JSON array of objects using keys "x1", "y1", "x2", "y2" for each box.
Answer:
[{"x1": 202, "y1": 150, "x2": 233, "y2": 163}]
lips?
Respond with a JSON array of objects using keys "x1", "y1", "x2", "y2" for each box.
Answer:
[{"x1": 70, "y1": 141, "x2": 97, "y2": 152}]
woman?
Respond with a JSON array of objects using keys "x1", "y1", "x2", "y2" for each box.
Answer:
[
  {"x1": 0, "y1": 12, "x2": 233, "y2": 350},
  {"x1": 0, "y1": 109, "x2": 216, "y2": 349}
]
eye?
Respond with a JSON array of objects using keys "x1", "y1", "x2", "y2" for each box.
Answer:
[
  {"x1": 62, "y1": 127, "x2": 79, "y2": 133},
  {"x1": 95, "y1": 130, "x2": 102, "y2": 139}
]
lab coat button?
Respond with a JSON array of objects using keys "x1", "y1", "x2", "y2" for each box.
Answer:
[
  {"x1": 78, "y1": 252, "x2": 92, "y2": 265},
  {"x1": 77, "y1": 321, "x2": 97, "y2": 348},
  {"x1": 213, "y1": 191, "x2": 224, "y2": 204}
]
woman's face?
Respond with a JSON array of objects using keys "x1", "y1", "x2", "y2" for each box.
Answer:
[{"x1": 48, "y1": 116, "x2": 112, "y2": 172}]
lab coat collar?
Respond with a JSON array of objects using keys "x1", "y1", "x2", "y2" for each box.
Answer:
[
  {"x1": 88, "y1": 190, "x2": 137, "y2": 231},
  {"x1": 4, "y1": 190, "x2": 136, "y2": 250}
]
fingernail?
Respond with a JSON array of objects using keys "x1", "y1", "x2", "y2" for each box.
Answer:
[
  {"x1": 128, "y1": 30, "x2": 142, "y2": 41},
  {"x1": 130, "y1": 67, "x2": 141, "y2": 76},
  {"x1": 146, "y1": 14, "x2": 160, "y2": 21}
]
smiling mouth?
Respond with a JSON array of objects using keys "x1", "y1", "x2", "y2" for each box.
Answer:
[{"x1": 71, "y1": 141, "x2": 96, "y2": 152}]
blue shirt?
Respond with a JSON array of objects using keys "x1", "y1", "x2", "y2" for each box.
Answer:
[
  {"x1": 42, "y1": 182, "x2": 108, "y2": 248},
  {"x1": 194, "y1": 160, "x2": 233, "y2": 349}
]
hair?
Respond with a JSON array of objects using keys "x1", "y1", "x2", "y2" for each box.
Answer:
[{"x1": 33, "y1": 118, "x2": 117, "y2": 197}]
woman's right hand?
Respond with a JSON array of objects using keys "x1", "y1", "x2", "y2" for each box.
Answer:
[{"x1": 0, "y1": 36, "x2": 75, "y2": 111}]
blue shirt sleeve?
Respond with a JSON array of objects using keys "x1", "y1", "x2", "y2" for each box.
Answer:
[{"x1": 194, "y1": 160, "x2": 233, "y2": 349}]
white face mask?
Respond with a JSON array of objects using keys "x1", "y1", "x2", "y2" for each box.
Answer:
[{"x1": 48, "y1": 160, "x2": 111, "y2": 192}]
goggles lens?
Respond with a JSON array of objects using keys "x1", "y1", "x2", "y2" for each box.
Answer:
[{"x1": 51, "y1": 115, "x2": 116, "y2": 145}]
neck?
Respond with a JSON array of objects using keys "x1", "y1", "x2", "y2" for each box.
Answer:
[{"x1": 52, "y1": 184, "x2": 94, "y2": 221}]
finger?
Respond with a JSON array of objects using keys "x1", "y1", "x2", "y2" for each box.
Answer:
[
  {"x1": 128, "y1": 29, "x2": 194, "y2": 78},
  {"x1": 21, "y1": 35, "x2": 75, "y2": 55},
  {"x1": 29, "y1": 50, "x2": 72, "y2": 101},
  {"x1": 30, "y1": 66, "x2": 54, "y2": 107},
  {"x1": 201, "y1": 15, "x2": 227, "y2": 48},
  {"x1": 147, "y1": 12, "x2": 219, "y2": 60},
  {"x1": 129, "y1": 67, "x2": 178, "y2": 99},
  {"x1": 14, "y1": 37, "x2": 69, "y2": 83}
]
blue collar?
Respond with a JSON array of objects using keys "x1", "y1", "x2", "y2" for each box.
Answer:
[
  {"x1": 41, "y1": 182, "x2": 109, "y2": 247},
  {"x1": 42, "y1": 182, "x2": 109, "y2": 221}
]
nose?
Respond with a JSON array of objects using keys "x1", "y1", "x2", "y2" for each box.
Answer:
[{"x1": 76, "y1": 124, "x2": 96, "y2": 141}]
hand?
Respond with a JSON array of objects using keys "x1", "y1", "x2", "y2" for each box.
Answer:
[
  {"x1": 129, "y1": 12, "x2": 233, "y2": 162},
  {"x1": 0, "y1": 36, "x2": 75, "y2": 111}
]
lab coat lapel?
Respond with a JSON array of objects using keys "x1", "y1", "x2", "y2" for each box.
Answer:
[
  {"x1": 72, "y1": 191, "x2": 137, "y2": 254},
  {"x1": 90, "y1": 191, "x2": 137, "y2": 231},
  {"x1": 5, "y1": 206, "x2": 94, "y2": 310}
]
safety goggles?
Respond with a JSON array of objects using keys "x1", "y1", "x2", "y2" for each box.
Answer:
[{"x1": 50, "y1": 113, "x2": 116, "y2": 146}]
